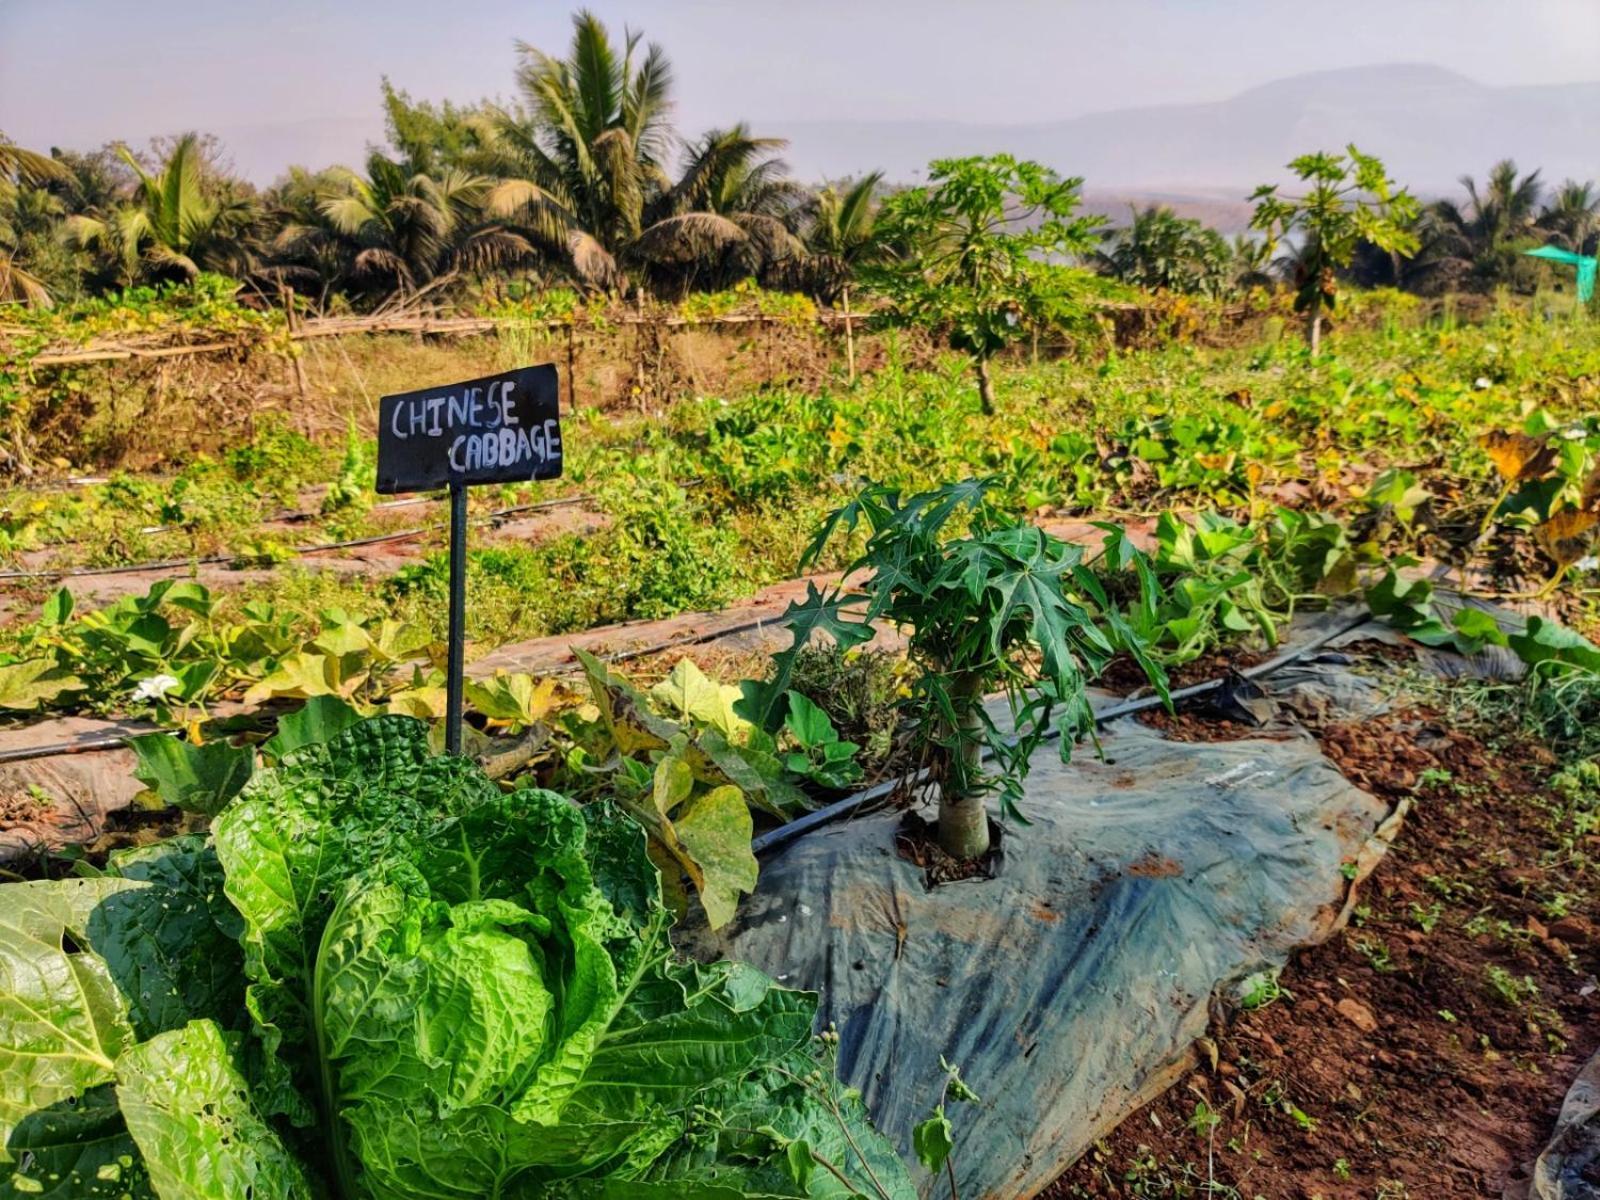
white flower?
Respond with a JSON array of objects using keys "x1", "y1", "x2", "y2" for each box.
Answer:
[
  {"x1": 132, "y1": 673, "x2": 181, "y2": 702},
  {"x1": 1565, "y1": 426, "x2": 1589, "y2": 440},
  {"x1": 1474, "y1": 377, "x2": 1492, "y2": 390},
  {"x1": 1578, "y1": 556, "x2": 1600, "y2": 573}
]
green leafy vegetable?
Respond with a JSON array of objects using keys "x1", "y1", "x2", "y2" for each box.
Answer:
[
  {"x1": 0, "y1": 716, "x2": 912, "y2": 1198},
  {"x1": 260, "y1": 694, "x2": 362, "y2": 761},
  {"x1": 782, "y1": 692, "x2": 864, "y2": 790}
]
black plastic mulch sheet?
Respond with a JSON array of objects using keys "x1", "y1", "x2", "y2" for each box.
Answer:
[
  {"x1": 681, "y1": 694, "x2": 1399, "y2": 1198},
  {"x1": 1528, "y1": 1050, "x2": 1600, "y2": 1200}
]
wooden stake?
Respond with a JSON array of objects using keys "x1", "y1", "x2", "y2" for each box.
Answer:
[
  {"x1": 281, "y1": 286, "x2": 310, "y2": 404},
  {"x1": 566, "y1": 322, "x2": 577, "y2": 410},
  {"x1": 842, "y1": 285, "x2": 857, "y2": 384}
]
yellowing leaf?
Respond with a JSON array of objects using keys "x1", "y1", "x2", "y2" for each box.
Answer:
[
  {"x1": 652, "y1": 752, "x2": 694, "y2": 818},
  {"x1": 673, "y1": 784, "x2": 758, "y2": 929},
  {"x1": 0, "y1": 659, "x2": 82, "y2": 711},
  {"x1": 464, "y1": 672, "x2": 558, "y2": 729},
  {"x1": 1479, "y1": 430, "x2": 1557, "y2": 483},
  {"x1": 1581, "y1": 465, "x2": 1600, "y2": 513},
  {"x1": 310, "y1": 620, "x2": 370, "y2": 658},
  {"x1": 649, "y1": 658, "x2": 748, "y2": 739},
  {"x1": 243, "y1": 652, "x2": 362, "y2": 705},
  {"x1": 575, "y1": 648, "x2": 674, "y2": 756},
  {"x1": 386, "y1": 685, "x2": 447, "y2": 720}
]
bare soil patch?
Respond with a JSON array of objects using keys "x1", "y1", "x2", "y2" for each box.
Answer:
[{"x1": 1044, "y1": 711, "x2": 1600, "y2": 1200}]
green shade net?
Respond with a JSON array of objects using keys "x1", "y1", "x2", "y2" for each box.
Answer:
[{"x1": 1525, "y1": 244, "x2": 1597, "y2": 303}]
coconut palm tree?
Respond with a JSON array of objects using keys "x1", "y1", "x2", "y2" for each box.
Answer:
[
  {"x1": 259, "y1": 166, "x2": 359, "y2": 307},
  {"x1": 1228, "y1": 232, "x2": 1276, "y2": 291},
  {"x1": 1540, "y1": 179, "x2": 1600, "y2": 255},
  {"x1": 0, "y1": 137, "x2": 69, "y2": 306},
  {"x1": 481, "y1": 10, "x2": 800, "y2": 293},
  {"x1": 628, "y1": 124, "x2": 804, "y2": 291},
  {"x1": 313, "y1": 152, "x2": 535, "y2": 301},
  {"x1": 1420, "y1": 159, "x2": 1546, "y2": 289},
  {"x1": 1096, "y1": 205, "x2": 1231, "y2": 296},
  {"x1": 791, "y1": 172, "x2": 884, "y2": 303},
  {"x1": 0, "y1": 182, "x2": 67, "y2": 306},
  {"x1": 63, "y1": 134, "x2": 256, "y2": 286},
  {"x1": 0, "y1": 137, "x2": 67, "y2": 187}
]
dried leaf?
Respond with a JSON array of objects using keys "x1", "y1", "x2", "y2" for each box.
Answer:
[
  {"x1": 1581, "y1": 465, "x2": 1600, "y2": 512},
  {"x1": 1535, "y1": 508, "x2": 1600, "y2": 568},
  {"x1": 1479, "y1": 430, "x2": 1557, "y2": 483}
]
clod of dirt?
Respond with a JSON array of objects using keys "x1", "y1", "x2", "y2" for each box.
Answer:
[
  {"x1": 0, "y1": 787, "x2": 56, "y2": 832},
  {"x1": 1335, "y1": 995, "x2": 1378, "y2": 1032}
]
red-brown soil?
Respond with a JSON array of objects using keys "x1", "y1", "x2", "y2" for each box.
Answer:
[{"x1": 1044, "y1": 708, "x2": 1600, "y2": 1200}]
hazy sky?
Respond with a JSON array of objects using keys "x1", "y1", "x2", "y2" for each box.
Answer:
[{"x1": 4, "y1": 0, "x2": 1599, "y2": 182}]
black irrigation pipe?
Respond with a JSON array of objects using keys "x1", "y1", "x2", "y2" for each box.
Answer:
[
  {"x1": 130, "y1": 490, "x2": 574, "y2": 538},
  {"x1": 133, "y1": 493, "x2": 429, "y2": 538},
  {"x1": 0, "y1": 589, "x2": 1387, "y2": 824},
  {"x1": 0, "y1": 730, "x2": 141, "y2": 763},
  {"x1": 750, "y1": 604, "x2": 1380, "y2": 856},
  {"x1": 0, "y1": 494, "x2": 596, "y2": 582}
]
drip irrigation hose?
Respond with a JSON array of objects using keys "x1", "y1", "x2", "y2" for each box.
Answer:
[
  {"x1": 132, "y1": 493, "x2": 433, "y2": 538},
  {"x1": 0, "y1": 600, "x2": 1380, "y2": 819},
  {"x1": 750, "y1": 604, "x2": 1381, "y2": 856},
  {"x1": 0, "y1": 494, "x2": 595, "y2": 582}
]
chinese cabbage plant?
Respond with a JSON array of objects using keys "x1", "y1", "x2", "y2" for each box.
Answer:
[{"x1": 0, "y1": 715, "x2": 912, "y2": 1199}]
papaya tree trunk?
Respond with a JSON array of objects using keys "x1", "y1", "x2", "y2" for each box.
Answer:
[
  {"x1": 1306, "y1": 291, "x2": 1323, "y2": 357},
  {"x1": 937, "y1": 675, "x2": 990, "y2": 859},
  {"x1": 973, "y1": 355, "x2": 995, "y2": 415}
]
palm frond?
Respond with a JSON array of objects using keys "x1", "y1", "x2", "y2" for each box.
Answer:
[
  {"x1": 625, "y1": 41, "x2": 676, "y2": 166},
  {"x1": 591, "y1": 127, "x2": 644, "y2": 239},
  {"x1": 0, "y1": 141, "x2": 68, "y2": 186},
  {"x1": 142, "y1": 242, "x2": 200, "y2": 280},
  {"x1": 320, "y1": 192, "x2": 377, "y2": 238},
  {"x1": 566, "y1": 229, "x2": 620, "y2": 289},
  {"x1": 630, "y1": 211, "x2": 746, "y2": 265},
  {"x1": 0, "y1": 255, "x2": 51, "y2": 306},
  {"x1": 352, "y1": 245, "x2": 414, "y2": 289},
  {"x1": 569, "y1": 10, "x2": 624, "y2": 146},
  {"x1": 450, "y1": 227, "x2": 535, "y2": 274}
]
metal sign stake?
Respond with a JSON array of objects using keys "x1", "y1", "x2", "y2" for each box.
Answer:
[{"x1": 445, "y1": 480, "x2": 469, "y2": 754}]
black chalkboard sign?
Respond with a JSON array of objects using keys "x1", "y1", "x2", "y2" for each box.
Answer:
[{"x1": 376, "y1": 363, "x2": 562, "y2": 495}]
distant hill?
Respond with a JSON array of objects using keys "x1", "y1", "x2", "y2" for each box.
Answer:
[
  {"x1": 215, "y1": 62, "x2": 1598, "y2": 217},
  {"x1": 771, "y1": 63, "x2": 1600, "y2": 207}
]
